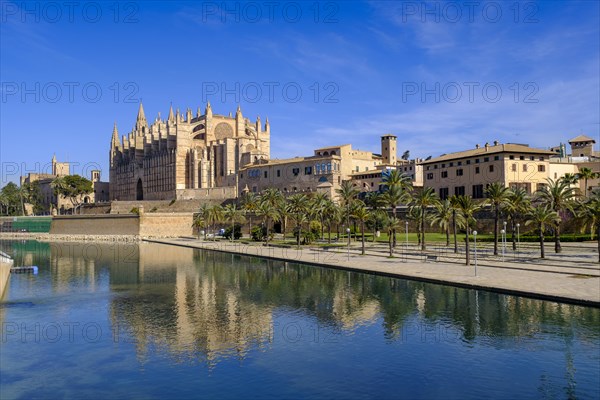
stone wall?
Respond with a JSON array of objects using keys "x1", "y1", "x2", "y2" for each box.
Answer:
[
  {"x1": 51, "y1": 215, "x2": 140, "y2": 235},
  {"x1": 176, "y1": 187, "x2": 237, "y2": 200},
  {"x1": 139, "y1": 213, "x2": 194, "y2": 237}
]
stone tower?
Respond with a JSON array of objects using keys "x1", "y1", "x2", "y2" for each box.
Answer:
[
  {"x1": 568, "y1": 135, "x2": 596, "y2": 158},
  {"x1": 381, "y1": 134, "x2": 397, "y2": 165}
]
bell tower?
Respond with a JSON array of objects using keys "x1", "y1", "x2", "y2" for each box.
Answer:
[{"x1": 381, "y1": 134, "x2": 397, "y2": 165}]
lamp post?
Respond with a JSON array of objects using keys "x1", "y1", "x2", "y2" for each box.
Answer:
[
  {"x1": 200, "y1": 230, "x2": 205, "y2": 241},
  {"x1": 516, "y1": 223, "x2": 520, "y2": 258},
  {"x1": 346, "y1": 228, "x2": 351, "y2": 261},
  {"x1": 405, "y1": 221, "x2": 409, "y2": 261},
  {"x1": 503, "y1": 221, "x2": 507, "y2": 261},
  {"x1": 500, "y1": 229, "x2": 506, "y2": 262},
  {"x1": 473, "y1": 230, "x2": 478, "y2": 276}
]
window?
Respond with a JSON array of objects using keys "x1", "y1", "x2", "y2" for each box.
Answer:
[
  {"x1": 292, "y1": 168, "x2": 300, "y2": 176},
  {"x1": 466, "y1": 160, "x2": 470, "y2": 165},
  {"x1": 441, "y1": 171, "x2": 448, "y2": 178},
  {"x1": 509, "y1": 155, "x2": 515, "y2": 160},
  {"x1": 439, "y1": 188, "x2": 449, "y2": 200},
  {"x1": 475, "y1": 167, "x2": 480, "y2": 174},
  {"x1": 489, "y1": 165, "x2": 494, "y2": 172},
  {"x1": 511, "y1": 163, "x2": 517, "y2": 172},
  {"x1": 356, "y1": 166, "x2": 359, "y2": 172},
  {"x1": 427, "y1": 173, "x2": 434, "y2": 180},
  {"x1": 494, "y1": 155, "x2": 499, "y2": 161},
  {"x1": 449, "y1": 162, "x2": 454, "y2": 167},
  {"x1": 472, "y1": 184, "x2": 484, "y2": 199},
  {"x1": 539, "y1": 157, "x2": 545, "y2": 161},
  {"x1": 264, "y1": 171, "x2": 268, "y2": 178},
  {"x1": 277, "y1": 170, "x2": 281, "y2": 177},
  {"x1": 538, "y1": 165, "x2": 545, "y2": 172},
  {"x1": 304, "y1": 166, "x2": 312, "y2": 175},
  {"x1": 434, "y1": 165, "x2": 438, "y2": 169},
  {"x1": 530, "y1": 156, "x2": 535, "y2": 161},
  {"x1": 519, "y1": 156, "x2": 525, "y2": 160},
  {"x1": 315, "y1": 164, "x2": 321, "y2": 174},
  {"x1": 441, "y1": 163, "x2": 446, "y2": 168},
  {"x1": 475, "y1": 159, "x2": 480, "y2": 164},
  {"x1": 484, "y1": 157, "x2": 489, "y2": 162},
  {"x1": 522, "y1": 164, "x2": 527, "y2": 172},
  {"x1": 456, "y1": 169, "x2": 464, "y2": 176},
  {"x1": 454, "y1": 186, "x2": 465, "y2": 196}
]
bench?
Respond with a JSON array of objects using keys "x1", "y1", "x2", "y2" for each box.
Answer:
[{"x1": 425, "y1": 255, "x2": 438, "y2": 262}]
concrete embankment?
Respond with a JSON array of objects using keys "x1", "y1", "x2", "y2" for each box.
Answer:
[{"x1": 145, "y1": 238, "x2": 600, "y2": 307}]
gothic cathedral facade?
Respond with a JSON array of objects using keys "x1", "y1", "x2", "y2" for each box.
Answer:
[{"x1": 109, "y1": 103, "x2": 270, "y2": 200}]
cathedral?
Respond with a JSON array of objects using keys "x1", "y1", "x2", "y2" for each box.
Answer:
[{"x1": 109, "y1": 103, "x2": 270, "y2": 201}]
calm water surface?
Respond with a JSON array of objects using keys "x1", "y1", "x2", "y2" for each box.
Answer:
[{"x1": 0, "y1": 240, "x2": 599, "y2": 399}]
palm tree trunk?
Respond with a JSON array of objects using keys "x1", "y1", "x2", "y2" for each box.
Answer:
[
  {"x1": 555, "y1": 222, "x2": 562, "y2": 253},
  {"x1": 389, "y1": 235, "x2": 393, "y2": 257},
  {"x1": 321, "y1": 215, "x2": 325, "y2": 240},
  {"x1": 596, "y1": 224, "x2": 600, "y2": 263},
  {"x1": 328, "y1": 223, "x2": 332, "y2": 244},
  {"x1": 452, "y1": 211, "x2": 458, "y2": 253},
  {"x1": 493, "y1": 207, "x2": 499, "y2": 255},
  {"x1": 392, "y1": 206, "x2": 397, "y2": 247},
  {"x1": 421, "y1": 213, "x2": 426, "y2": 251},
  {"x1": 511, "y1": 220, "x2": 517, "y2": 251},
  {"x1": 465, "y1": 229, "x2": 470, "y2": 265},
  {"x1": 446, "y1": 225, "x2": 450, "y2": 246},
  {"x1": 540, "y1": 224, "x2": 545, "y2": 259},
  {"x1": 361, "y1": 221, "x2": 365, "y2": 255}
]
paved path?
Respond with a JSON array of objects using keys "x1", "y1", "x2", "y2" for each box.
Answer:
[{"x1": 145, "y1": 238, "x2": 600, "y2": 307}]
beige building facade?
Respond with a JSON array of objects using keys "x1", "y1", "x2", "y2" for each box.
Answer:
[
  {"x1": 420, "y1": 142, "x2": 558, "y2": 199},
  {"x1": 109, "y1": 103, "x2": 270, "y2": 201}
]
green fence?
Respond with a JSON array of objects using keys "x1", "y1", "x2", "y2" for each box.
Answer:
[{"x1": 0, "y1": 217, "x2": 52, "y2": 233}]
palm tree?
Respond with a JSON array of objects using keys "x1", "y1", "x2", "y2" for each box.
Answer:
[
  {"x1": 485, "y1": 182, "x2": 510, "y2": 256},
  {"x1": 449, "y1": 195, "x2": 462, "y2": 253},
  {"x1": 562, "y1": 173, "x2": 579, "y2": 186},
  {"x1": 536, "y1": 178, "x2": 576, "y2": 253},
  {"x1": 411, "y1": 187, "x2": 439, "y2": 251},
  {"x1": 352, "y1": 203, "x2": 370, "y2": 255},
  {"x1": 456, "y1": 195, "x2": 483, "y2": 266},
  {"x1": 407, "y1": 205, "x2": 423, "y2": 246},
  {"x1": 223, "y1": 204, "x2": 246, "y2": 242},
  {"x1": 577, "y1": 190, "x2": 600, "y2": 262},
  {"x1": 323, "y1": 200, "x2": 341, "y2": 244},
  {"x1": 255, "y1": 200, "x2": 279, "y2": 246},
  {"x1": 208, "y1": 204, "x2": 224, "y2": 241},
  {"x1": 240, "y1": 192, "x2": 258, "y2": 238},
  {"x1": 577, "y1": 167, "x2": 596, "y2": 198},
  {"x1": 336, "y1": 181, "x2": 359, "y2": 246},
  {"x1": 430, "y1": 199, "x2": 460, "y2": 247},
  {"x1": 288, "y1": 193, "x2": 310, "y2": 248},
  {"x1": 525, "y1": 205, "x2": 559, "y2": 259},
  {"x1": 193, "y1": 203, "x2": 212, "y2": 239},
  {"x1": 504, "y1": 188, "x2": 530, "y2": 250},
  {"x1": 385, "y1": 217, "x2": 403, "y2": 257},
  {"x1": 365, "y1": 192, "x2": 385, "y2": 242},
  {"x1": 311, "y1": 192, "x2": 329, "y2": 240},
  {"x1": 381, "y1": 170, "x2": 412, "y2": 247}
]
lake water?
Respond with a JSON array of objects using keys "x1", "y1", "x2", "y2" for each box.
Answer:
[{"x1": 1, "y1": 240, "x2": 599, "y2": 399}]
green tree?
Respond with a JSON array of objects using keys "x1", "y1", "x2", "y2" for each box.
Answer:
[
  {"x1": 351, "y1": 203, "x2": 370, "y2": 255},
  {"x1": 449, "y1": 195, "x2": 463, "y2": 253},
  {"x1": 310, "y1": 192, "x2": 330, "y2": 240},
  {"x1": 51, "y1": 175, "x2": 93, "y2": 213},
  {"x1": 577, "y1": 167, "x2": 596, "y2": 198},
  {"x1": 192, "y1": 203, "x2": 211, "y2": 239},
  {"x1": 385, "y1": 217, "x2": 403, "y2": 257},
  {"x1": 336, "y1": 181, "x2": 359, "y2": 246},
  {"x1": 485, "y1": 182, "x2": 510, "y2": 256},
  {"x1": 323, "y1": 200, "x2": 341, "y2": 244},
  {"x1": 504, "y1": 188, "x2": 530, "y2": 250},
  {"x1": 240, "y1": 192, "x2": 258, "y2": 238},
  {"x1": 411, "y1": 187, "x2": 439, "y2": 251},
  {"x1": 381, "y1": 170, "x2": 412, "y2": 247},
  {"x1": 456, "y1": 195, "x2": 483, "y2": 266},
  {"x1": 288, "y1": 193, "x2": 310, "y2": 248},
  {"x1": 536, "y1": 178, "x2": 576, "y2": 253},
  {"x1": 525, "y1": 205, "x2": 559, "y2": 259},
  {"x1": 223, "y1": 204, "x2": 246, "y2": 242},
  {"x1": 577, "y1": 190, "x2": 600, "y2": 262},
  {"x1": 1, "y1": 182, "x2": 23, "y2": 215},
  {"x1": 430, "y1": 199, "x2": 463, "y2": 247},
  {"x1": 255, "y1": 200, "x2": 279, "y2": 246}
]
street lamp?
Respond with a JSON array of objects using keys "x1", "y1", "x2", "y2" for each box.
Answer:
[
  {"x1": 346, "y1": 228, "x2": 351, "y2": 261},
  {"x1": 405, "y1": 221, "x2": 409, "y2": 260},
  {"x1": 200, "y1": 230, "x2": 205, "y2": 241},
  {"x1": 473, "y1": 230, "x2": 478, "y2": 276},
  {"x1": 500, "y1": 229, "x2": 506, "y2": 262},
  {"x1": 516, "y1": 223, "x2": 520, "y2": 258}
]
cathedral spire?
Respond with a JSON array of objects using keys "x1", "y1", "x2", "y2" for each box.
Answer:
[
  {"x1": 111, "y1": 122, "x2": 121, "y2": 147},
  {"x1": 136, "y1": 102, "x2": 148, "y2": 131},
  {"x1": 168, "y1": 103, "x2": 175, "y2": 122}
]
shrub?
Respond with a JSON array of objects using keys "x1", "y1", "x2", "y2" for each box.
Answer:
[
  {"x1": 224, "y1": 224, "x2": 242, "y2": 240},
  {"x1": 149, "y1": 207, "x2": 158, "y2": 213},
  {"x1": 130, "y1": 207, "x2": 140, "y2": 215},
  {"x1": 251, "y1": 225, "x2": 267, "y2": 241},
  {"x1": 169, "y1": 199, "x2": 176, "y2": 206}
]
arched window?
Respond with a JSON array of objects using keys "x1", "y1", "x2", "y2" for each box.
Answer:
[
  {"x1": 318, "y1": 176, "x2": 328, "y2": 183},
  {"x1": 330, "y1": 151, "x2": 336, "y2": 155}
]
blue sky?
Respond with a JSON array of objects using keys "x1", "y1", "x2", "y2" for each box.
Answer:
[{"x1": 1, "y1": 0, "x2": 598, "y2": 185}]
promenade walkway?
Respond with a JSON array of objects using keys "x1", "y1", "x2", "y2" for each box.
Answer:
[{"x1": 146, "y1": 238, "x2": 600, "y2": 307}]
